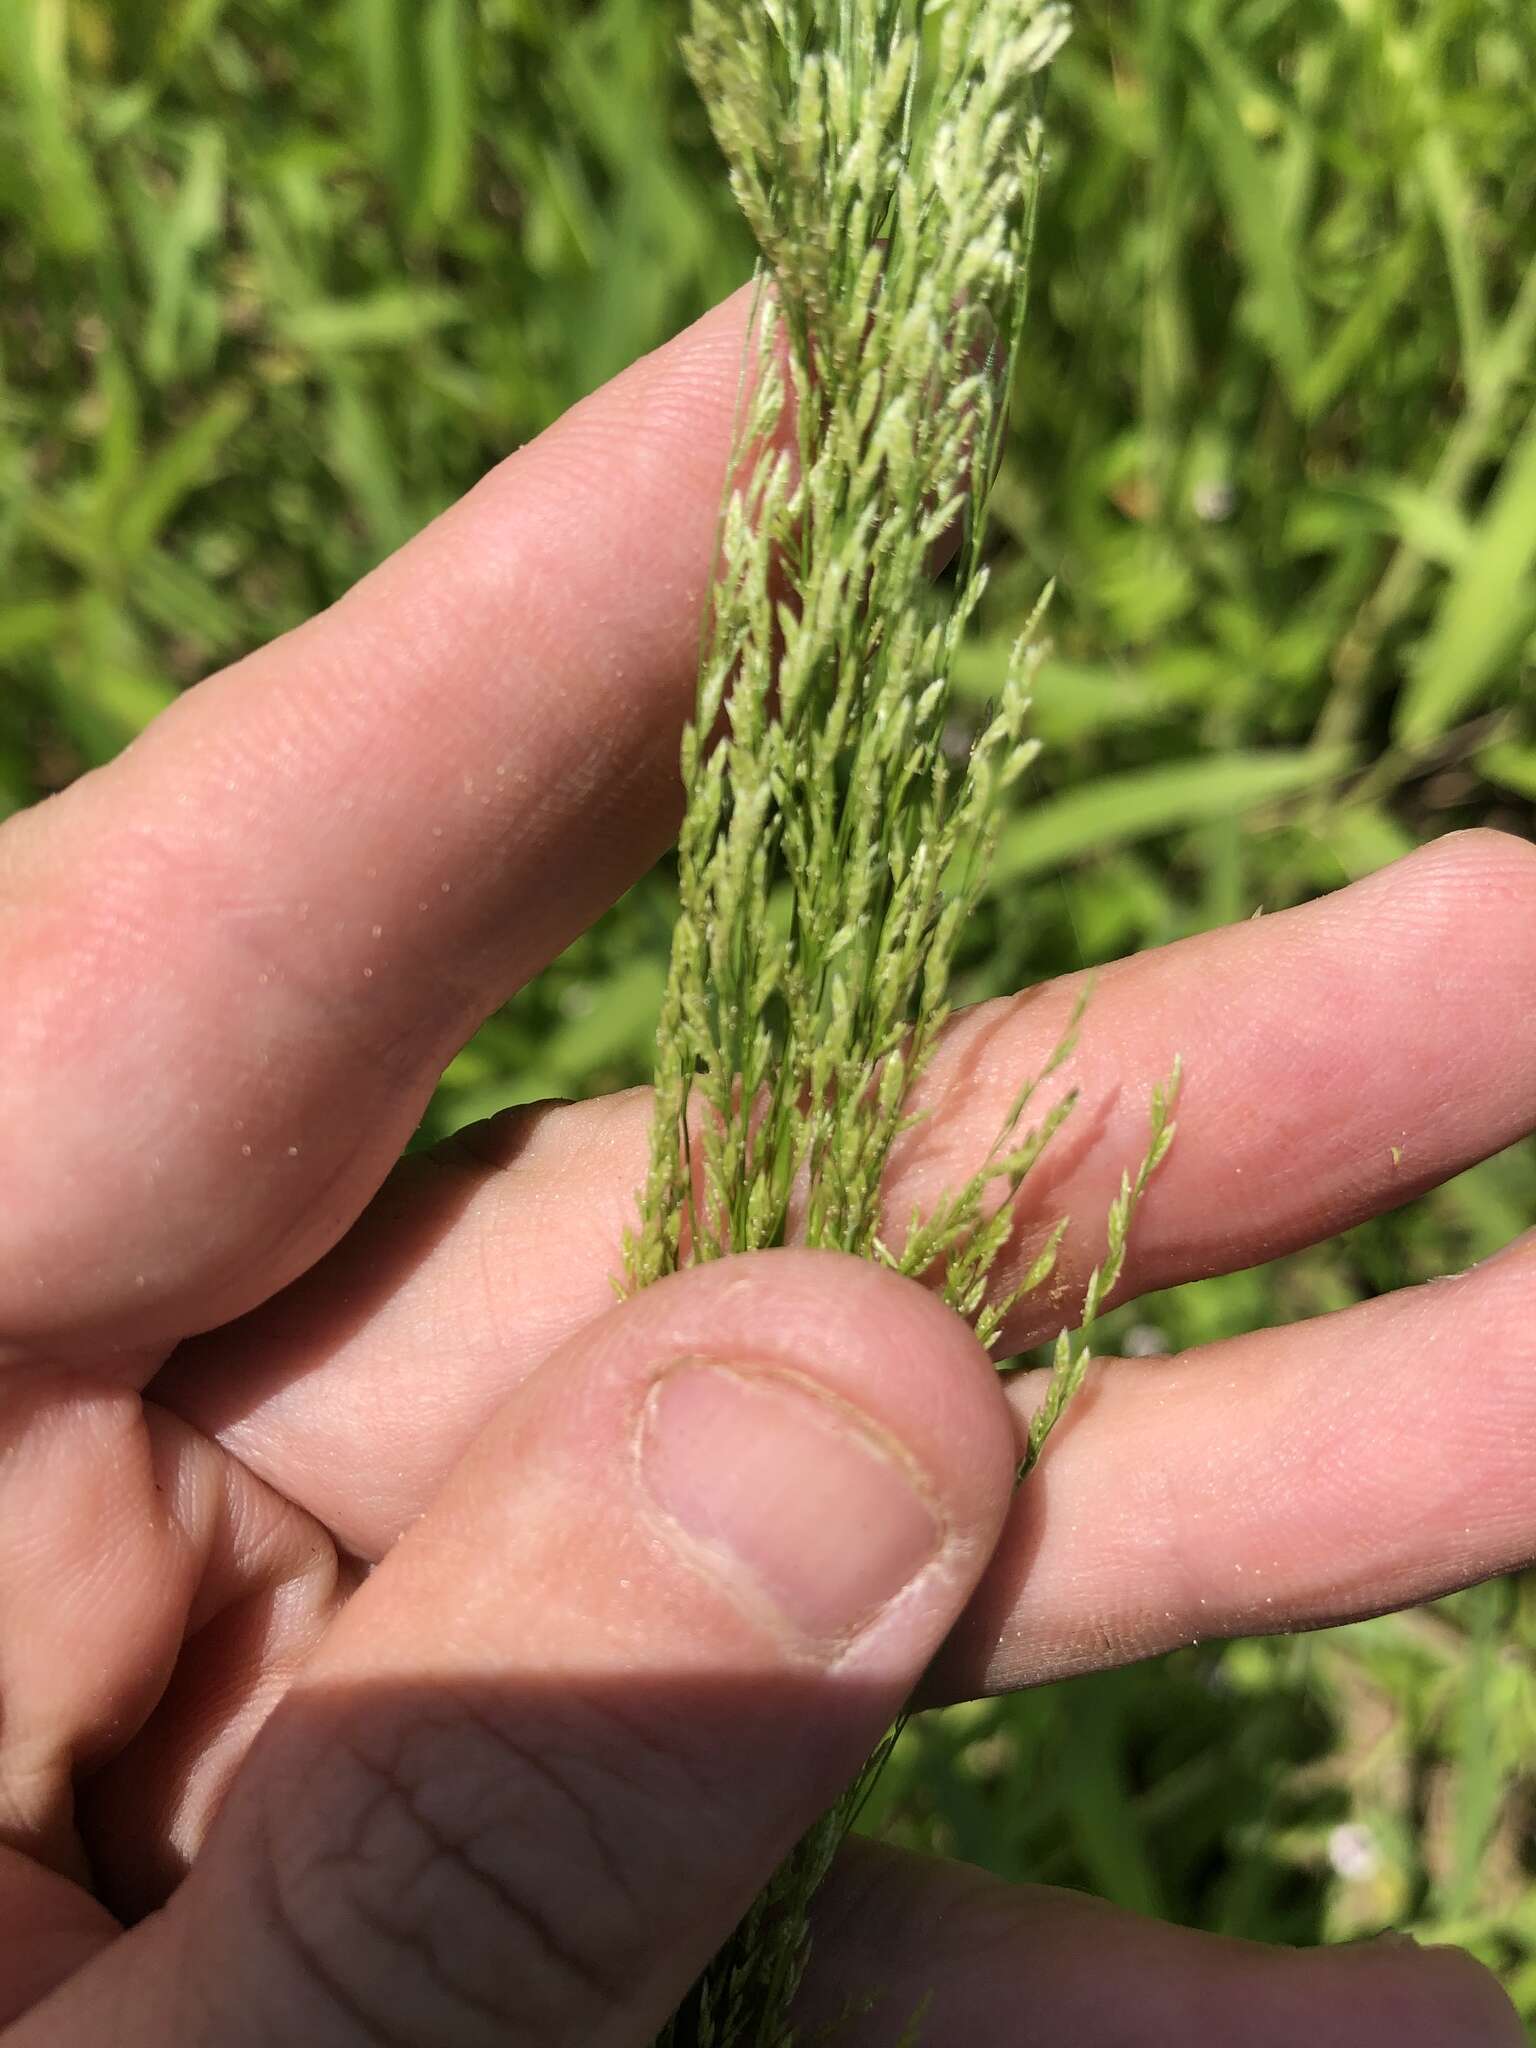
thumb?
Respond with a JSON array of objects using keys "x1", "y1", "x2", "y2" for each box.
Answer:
[{"x1": 28, "y1": 1249, "x2": 1016, "y2": 2048}]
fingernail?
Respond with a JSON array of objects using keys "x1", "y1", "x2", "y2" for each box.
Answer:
[{"x1": 641, "y1": 1363, "x2": 942, "y2": 1647}]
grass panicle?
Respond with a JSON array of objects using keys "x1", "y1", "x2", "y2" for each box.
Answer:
[
  {"x1": 625, "y1": 0, "x2": 1073, "y2": 1309},
  {"x1": 630, "y1": 5, "x2": 1176, "y2": 2042}
]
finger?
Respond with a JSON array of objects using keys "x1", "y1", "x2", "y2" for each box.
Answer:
[
  {"x1": 899, "y1": 828, "x2": 1536, "y2": 1333},
  {"x1": 28, "y1": 1253, "x2": 1015, "y2": 2047},
  {"x1": 794, "y1": 1838, "x2": 1523, "y2": 2047},
  {"x1": 0, "y1": 1385, "x2": 346, "y2": 2018},
  {"x1": 0, "y1": 1849, "x2": 118, "y2": 2029},
  {"x1": 0, "y1": 286, "x2": 760, "y2": 1366},
  {"x1": 158, "y1": 828, "x2": 1536, "y2": 1559},
  {"x1": 924, "y1": 1227, "x2": 1536, "y2": 1702}
]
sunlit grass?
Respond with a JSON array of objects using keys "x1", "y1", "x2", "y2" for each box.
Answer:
[{"x1": 1, "y1": 0, "x2": 1532, "y2": 2017}]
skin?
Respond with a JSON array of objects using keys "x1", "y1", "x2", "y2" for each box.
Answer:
[{"x1": 0, "y1": 287, "x2": 1531, "y2": 2045}]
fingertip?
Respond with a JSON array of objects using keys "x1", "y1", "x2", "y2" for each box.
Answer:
[
  {"x1": 802, "y1": 1845, "x2": 1527, "y2": 2048},
  {"x1": 1280, "y1": 1935, "x2": 1526, "y2": 2047},
  {"x1": 1396, "y1": 824, "x2": 1536, "y2": 895},
  {"x1": 1417, "y1": 1942, "x2": 1528, "y2": 2046},
  {"x1": 1344, "y1": 826, "x2": 1536, "y2": 963}
]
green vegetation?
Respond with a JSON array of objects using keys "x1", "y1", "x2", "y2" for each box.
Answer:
[
  {"x1": 631, "y1": 9, "x2": 1177, "y2": 2032},
  {"x1": 2, "y1": 0, "x2": 1533, "y2": 2020}
]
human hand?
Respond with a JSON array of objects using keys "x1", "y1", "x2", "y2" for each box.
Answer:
[{"x1": 0, "y1": 288, "x2": 1530, "y2": 2045}]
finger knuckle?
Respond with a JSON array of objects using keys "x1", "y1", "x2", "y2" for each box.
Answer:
[{"x1": 253, "y1": 1691, "x2": 665, "y2": 2047}]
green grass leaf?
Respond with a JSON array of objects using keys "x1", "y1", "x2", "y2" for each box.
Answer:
[
  {"x1": 416, "y1": 0, "x2": 474, "y2": 234},
  {"x1": 0, "y1": 0, "x2": 105, "y2": 255},
  {"x1": 1395, "y1": 403, "x2": 1536, "y2": 749},
  {"x1": 1186, "y1": 23, "x2": 1313, "y2": 398},
  {"x1": 993, "y1": 748, "x2": 1353, "y2": 884},
  {"x1": 350, "y1": 0, "x2": 417, "y2": 203},
  {"x1": 1478, "y1": 740, "x2": 1536, "y2": 801},
  {"x1": 278, "y1": 289, "x2": 467, "y2": 352},
  {"x1": 116, "y1": 390, "x2": 252, "y2": 564}
]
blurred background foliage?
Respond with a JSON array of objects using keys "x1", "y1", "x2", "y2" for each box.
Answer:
[{"x1": 1, "y1": 0, "x2": 1534, "y2": 2018}]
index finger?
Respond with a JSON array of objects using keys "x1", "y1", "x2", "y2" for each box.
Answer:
[{"x1": 0, "y1": 288, "x2": 754, "y2": 1368}]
